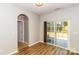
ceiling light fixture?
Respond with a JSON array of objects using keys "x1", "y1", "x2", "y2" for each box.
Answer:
[
  {"x1": 35, "y1": 3, "x2": 43, "y2": 7},
  {"x1": 34, "y1": 1, "x2": 44, "y2": 7}
]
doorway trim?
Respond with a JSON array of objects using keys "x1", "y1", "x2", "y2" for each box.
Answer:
[{"x1": 17, "y1": 14, "x2": 29, "y2": 50}]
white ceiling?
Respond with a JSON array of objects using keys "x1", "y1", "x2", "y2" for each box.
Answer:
[{"x1": 14, "y1": 3, "x2": 79, "y2": 15}]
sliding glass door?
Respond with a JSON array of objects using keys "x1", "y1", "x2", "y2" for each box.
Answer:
[
  {"x1": 55, "y1": 21, "x2": 68, "y2": 48},
  {"x1": 47, "y1": 21, "x2": 68, "y2": 48}
]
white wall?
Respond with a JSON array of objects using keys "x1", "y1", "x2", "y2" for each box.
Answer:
[
  {"x1": 28, "y1": 15, "x2": 40, "y2": 45},
  {"x1": 0, "y1": 4, "x2": 17, "y2": 54},
  {"x1": 40, "y1": 5, "x2": 79, "y2": 52},
  {"x1": 0, "y1": 3, "x2": 40, "y2": 54},
  {"x1": 18, "y1": 21, "x2": 24, "y2": 42},
  {"x1": 24, "y1": 16, "x2": 29, "y2": 44}
]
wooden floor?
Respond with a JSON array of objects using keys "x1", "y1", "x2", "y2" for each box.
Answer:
[
  {"x1": 18, "y1": 42, "x2": 28, "y2": 50},
  {"x1": 16, "y1": 42, "x2": 79, "y2": 55}
]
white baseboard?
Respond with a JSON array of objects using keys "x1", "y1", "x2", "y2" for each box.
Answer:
[
  {"x1": 29, "y1": 41, "x2": 42, "y2": 47},
  {"x1": 69, "y1": 49, "x2": 79, "y2": 54},
  {"x1": 8, "y1": 50, "x2": 17, "y2": 55}
]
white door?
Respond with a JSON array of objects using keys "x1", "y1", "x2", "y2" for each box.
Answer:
[{"x1": 18, "y1": 21, "x2": 24, "y2": 42}]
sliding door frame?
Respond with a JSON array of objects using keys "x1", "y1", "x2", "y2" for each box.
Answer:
[
  {"x1": 44, "y1": 21, "x2": 47, "y2": 43},
  {"x1": 43, "y1": 20, "x2": 70, "y2": 49}
]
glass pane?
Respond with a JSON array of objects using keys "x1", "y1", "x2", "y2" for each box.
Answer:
[
  {"x1": 47, "y1": 22, "x2": 55, "y2": 44},
  {"x1": 55, "y1": 21, "x2": 68, "y2": 48}
]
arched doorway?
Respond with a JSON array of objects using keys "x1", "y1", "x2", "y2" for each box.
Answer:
[{"x1": 17, "y1": 14, "x2": 29, "y2": 50}]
